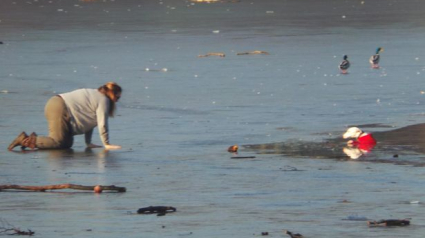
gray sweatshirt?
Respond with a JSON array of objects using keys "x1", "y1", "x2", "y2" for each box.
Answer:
[{"x1": 59, "y1": 88, "x2": 110, "y2": 146}]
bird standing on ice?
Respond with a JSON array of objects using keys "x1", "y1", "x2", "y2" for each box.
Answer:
[
  {"x1": 369, "y1": 47, "x2": 383, "y2": 69},
  {"x1": 339, "y1": 55, "x2": 350, "y2": 74},
  {"x1": 343, "y1": 127, "x2": 377, "y2": 151}
]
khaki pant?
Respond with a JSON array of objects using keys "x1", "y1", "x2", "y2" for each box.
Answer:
[{"x1": 36, "y1": 96, "x2": 73, "y2": 149}]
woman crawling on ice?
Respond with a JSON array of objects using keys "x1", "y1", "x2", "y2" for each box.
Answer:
[{"x1": 8, "y1": 82, "x2": 123, "y2": 151}]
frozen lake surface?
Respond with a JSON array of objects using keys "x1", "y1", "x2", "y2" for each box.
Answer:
[{"x1": 1, "y1": 0, "x2": 425, "y2": 237}]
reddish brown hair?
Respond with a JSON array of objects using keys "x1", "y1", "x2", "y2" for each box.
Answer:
[{"x1": 98, "y1": 82, "x2": 122, "y2": 117}]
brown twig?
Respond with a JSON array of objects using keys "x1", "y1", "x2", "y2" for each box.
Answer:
[
  {"x1": 198, "y1": 52, "x2": 226, "y2": 58},
  {"x1": 236, "y1": 50, "x2": 270, "y2": 56},
  {"x1": 284, "y1": 230, "x2": 303, "y2": 238},
  {"x1": 0, "y1": 228, "x2": 35, "y2": 236},
  {"x1": 0, "y1": 219, "x2": 34, "y2": 236},
  {"x1": 0, "y1": 184, "x2": 126, "y2": 193}
]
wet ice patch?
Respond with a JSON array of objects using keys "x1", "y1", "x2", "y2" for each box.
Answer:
[{"x1": 343, "y1": 215, "x2": 368, "y2": 221}]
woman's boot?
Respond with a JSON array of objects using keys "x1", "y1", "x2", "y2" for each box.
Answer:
[{"x1": 7, "y1": 132, "x2": 28, "y2": 151}]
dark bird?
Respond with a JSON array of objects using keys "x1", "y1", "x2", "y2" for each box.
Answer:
[
  {"x1": 339, "y1": 55, "x2": 350, "y2": 74},
  {"x1": 369, "y1": 47, "x2": 383, "y2": 68}
]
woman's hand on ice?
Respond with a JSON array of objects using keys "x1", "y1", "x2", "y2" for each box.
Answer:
[
  {"x1": 87, "y1": 143, "x2": 103, "y2": 148},
  {"x1": 105, "y1": 144, "x2": 122, "y2": 150}
]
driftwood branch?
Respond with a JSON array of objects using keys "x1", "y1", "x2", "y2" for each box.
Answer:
[{"x1": 0, "y1": 184, "x2": 126, "y2": 193}]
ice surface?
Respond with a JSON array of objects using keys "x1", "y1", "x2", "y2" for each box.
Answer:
[{"x1": 1, "y1": 0, "x2": 425, "y2": 237}]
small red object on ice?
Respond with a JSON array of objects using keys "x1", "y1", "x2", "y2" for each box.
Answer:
[
  {"x1": 94, "y1": 185, "x2": 103, "y2": 193},
  {"x1": 227, "y1": 145, "x2": 238, "y2": 153}
]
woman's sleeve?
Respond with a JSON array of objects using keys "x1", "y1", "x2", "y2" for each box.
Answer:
[{"x1": 96, "y1": 98, "x2": 110, "y2": 146}]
